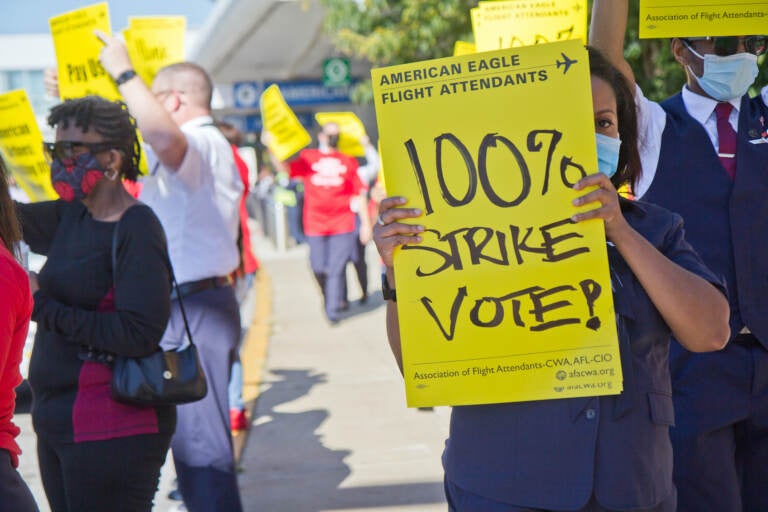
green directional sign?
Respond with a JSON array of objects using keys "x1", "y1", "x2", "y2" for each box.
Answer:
[{"x1": 323, "y1": 57, "x2": 351, "y2": 87}]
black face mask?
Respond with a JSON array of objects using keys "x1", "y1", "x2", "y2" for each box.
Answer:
[{"x1": 327, "y1": 134, "x2": 340, "y2": 149}]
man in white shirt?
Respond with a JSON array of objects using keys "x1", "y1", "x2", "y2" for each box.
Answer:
[
  {"x1": 591, "y1": 3, "x2": 768, "y2": 511},
  {"x1": 98, "y1": 33, "x2": 244, "y2": 512}
]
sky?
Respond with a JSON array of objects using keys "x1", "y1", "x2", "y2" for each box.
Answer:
[{"x1": 0, "y1": 0, "x2": 215, "y2": 33}]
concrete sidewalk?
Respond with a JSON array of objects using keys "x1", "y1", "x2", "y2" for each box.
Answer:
[
  {"x1": 237, "y1": 241, "x2": 450, "y2": 511},
  {"x1": 14, "y1": 235, "x2": 450, "y2": 512}
]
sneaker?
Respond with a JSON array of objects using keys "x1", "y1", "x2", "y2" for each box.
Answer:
[{"x1": 230, "y1": 408, "x2": 249, "y2": 432}]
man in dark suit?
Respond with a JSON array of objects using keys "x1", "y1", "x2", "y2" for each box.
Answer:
[{"x1": 590, "y1": 2, "x2": 768, "y2": 510}]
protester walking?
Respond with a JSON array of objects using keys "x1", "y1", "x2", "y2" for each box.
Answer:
[
  {"x1": 0, "y1": 155, "x2": 39, "y2": 511},
  {"x1": 98, "y1": 33, "x2": 244, "y2": 512},
  {"x1": 16, "y1": 96, "x2": 175, "y2": 512},
  {"x1": 373, "y1": 48, "x2": 730, "y2": 512},
  {"x1": 590, "y1": 3, "x2": 768, "y2": 510},
  {"x1": 265, "y1": 122, "x2": 371, "y2": 324}
]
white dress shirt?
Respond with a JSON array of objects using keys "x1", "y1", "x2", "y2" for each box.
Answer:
[{"x1": 140, "y1": 116, "x2": 242, "y2": 283}]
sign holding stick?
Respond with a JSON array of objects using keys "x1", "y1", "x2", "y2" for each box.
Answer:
[
  {"x1": 49, "y1": 2, "x2": 118, "y2": 101},
  {"x1": 372, "y1": 40, "x2": 622, "y2": 407},
  {"x1": 639, "y1": 0, "x2": 768, "y2": 38},
  {"x1": 0, "y1": 90, "x2": 57, "y2": 201}
]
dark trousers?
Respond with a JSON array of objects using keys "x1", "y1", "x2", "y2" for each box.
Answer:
[
  {"x1": 444, "y1": 477, "x2": 675, "y2": 511},
  {"x1": 0, "y1": 450, "x2": 38, "y2": 511},
  {"x1": 345, "y1": 215, "x2": 368, "y2": 301},
  {"x1": 307, "y1": 232, "x2": 357, "y2": 322},
  {"x1": 36, "y1": 433, "x2": 170, "y2": 512},
  {"x1": 165, "y1": 285, "x2": 243, "y2": 512},
  {"x1": 670, "y1": 338, "x2": 768, "y2": 512}
]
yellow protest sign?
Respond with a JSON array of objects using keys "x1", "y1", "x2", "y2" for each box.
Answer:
[
  {"x1": 639, "y1": 0, "x2": 768, "y2": 38},
  {"x1": 471, "y1": 7, "x2": 482, "y2": 38},
  {"x1": 0, "y1": 90, "x2": 57, "y2": 202},
  {"x1": 474, "y1": 0, "x2": 587, "y2": 52},
  {"x1": 372, "y1": 40, "x2": 622, "y2": 407},
  {"x1": 124, "y1": 16, "x2": 186, "y2": 86},
  {"x1": 260, "y1": 85, "x2": 312, "y2": 161},
  {"x1": 314, "y1": 112, "x2": 366, "y2": 157},
  {"x1": 49, "y1": 2, "x2": 119, "y2": 101},
  {"x1": 453, "y1": 41, "x2": 477, "y2": 56}
]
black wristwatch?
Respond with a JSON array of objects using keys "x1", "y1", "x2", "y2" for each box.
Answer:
[
  {"x1": 114, "y1": 69, "x2": 137, "y2": 86},
  {"x1": 381, "y1": 273, "x2": 397, "y2": 302}
]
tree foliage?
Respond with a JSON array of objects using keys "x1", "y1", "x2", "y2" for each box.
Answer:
[
  {"x1": 321, "y1": 0, "x2": 767, "y2": 104},
  {"x1": 321, "y1": 0, "x2": 475, "y2": 102}
]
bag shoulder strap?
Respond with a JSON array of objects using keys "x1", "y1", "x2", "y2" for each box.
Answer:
[{"x1": 111, "y1": 203, "x2": 196, "y2": 348}]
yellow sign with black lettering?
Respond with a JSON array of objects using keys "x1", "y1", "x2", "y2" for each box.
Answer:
[
  {"x1": 260, "y1": 85, "x2": 312, "y2": 162},
  {"x1": 474, "y1": 0, "x2": 587, "y2": 51},
  {"x1": 372, "y1": 40, "x2": 622, "y2": 407},
  {"x1": 49, "y1": 2, "x2": 119, "y2": 101},
  {"x1": 0, "y1": 90, "x2": 57, "y2": 202},
  {"x1": 315, "y1": 112, "x2": 367, "y2": 157},
  {"x1": 639, "y1": 0, "x2": 768, "y2": 38},
  {"x1": 124, "y1": 16, "x2": 186, "y2": 87}
]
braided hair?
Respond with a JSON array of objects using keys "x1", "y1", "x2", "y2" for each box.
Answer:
[
  {"x1": 47, "y1": 96, "x2": 142, "y2": 181},
  {"x1": 0, "y1": 155, "x2": 22, "y2": 257}
]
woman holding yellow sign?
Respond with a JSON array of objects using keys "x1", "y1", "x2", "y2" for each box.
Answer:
[{"x1": 373, "y1": 49, "x2": 730, "y2": 512}]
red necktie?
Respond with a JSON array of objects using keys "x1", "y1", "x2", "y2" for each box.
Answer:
[{"x1": 715, "y1": 102, "x2": 737, "y2": 180}]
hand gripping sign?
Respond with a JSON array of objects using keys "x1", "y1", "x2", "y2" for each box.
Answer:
[{"x1": 372, "y1": 40, "x2": 623, "y2": 407}]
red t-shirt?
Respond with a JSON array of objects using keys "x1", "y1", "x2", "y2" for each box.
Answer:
[
  {"x1": 231, "y1": 145, "x2": 259, "y2": 275},
  {"x1": 289, "y1": 148, "x2": 364, "y2": 236},
  {"x1": 0, "y1": 244, "x2": 32, "y2": 468}
]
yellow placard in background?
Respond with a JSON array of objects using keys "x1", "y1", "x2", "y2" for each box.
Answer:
[
  {"x1": 314, "y1": 112, "x2": 366, "y2": 157},
  {"x1": 474, "y1": 0, "x2": 587, "y2": 51},
  {"x1": 0, "y1": 90, "x2": 57, "y2": 202},
  {"x1": 49, "y1": 2, "x2": 118, "y2": 101},
  {"x1": 639, "y1": 0, "x2": 768, "y2": 38},
  {"x1": 260, "y1": 85, "x2": 312, "y2": 162},
  {"x1": 453, "y1": 41, "x2": 477, "y2": 56},
  {"x1": 372, "y1": 40, "x2": 622, "y2": 407},
  {"x1": 124, "y1": 16, "x2": 186, "y2": 87}
]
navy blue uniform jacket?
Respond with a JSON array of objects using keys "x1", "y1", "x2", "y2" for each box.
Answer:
[{"x1": 442, "y1": 199, "x2": 725, "y2": 510}]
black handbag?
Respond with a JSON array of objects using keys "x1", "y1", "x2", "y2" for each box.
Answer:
[{"x1": 108, "y1": 205, "x2": 208, "y2": 406}]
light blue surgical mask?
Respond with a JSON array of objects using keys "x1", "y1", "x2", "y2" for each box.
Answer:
[
  {"x1": 685, "y1": 43, "x2": 758, "y2": 101},
  {"x1": 595, "y1": 132, "x2": 622, "y2": 178}
]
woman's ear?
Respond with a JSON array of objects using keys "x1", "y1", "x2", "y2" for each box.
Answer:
[{"x1": 104, "y1": 148, "x2": 124, "y2": 179}]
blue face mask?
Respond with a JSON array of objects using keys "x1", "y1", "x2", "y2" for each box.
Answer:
[
  {"x1": 595, "y1": 133, "x2": 622, "y2": 178},
  {"x1": 685, "y1": 43, "x2": 758, "y2": 101}
]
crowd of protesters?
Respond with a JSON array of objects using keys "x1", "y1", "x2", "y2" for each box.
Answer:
[{"x1": 1, "y1": 3, "x2": 767, "y2": 511}]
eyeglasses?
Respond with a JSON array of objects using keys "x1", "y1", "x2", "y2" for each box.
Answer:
[
  {"x1": 683, "y1": 36, "x2": 767, "y2": 56},
  {"x1": 42, "y1": 140, "x2": 117, "y2": 164}
]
